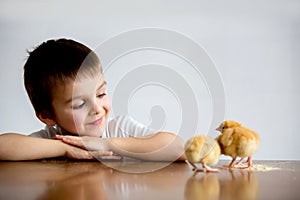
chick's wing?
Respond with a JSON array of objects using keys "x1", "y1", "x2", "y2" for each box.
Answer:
[{"x1": 217, "y1": 128, "x2": 235, "y2": 147}]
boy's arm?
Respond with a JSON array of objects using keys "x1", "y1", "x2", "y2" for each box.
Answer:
[
  {"x1": 108, "y1": 132, "x2": 186, "y2": 161},
  {"x1": 0, "y1": 133, "x2": 94, "y2": 161},
  {"x1": 56, "y1": 132, "x2": 186, "y2": 161}
]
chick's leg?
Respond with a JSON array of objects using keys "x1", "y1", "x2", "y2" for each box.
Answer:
[
  {"x1": 234, "y1": 157, "x2": 247, "y2": 168},
  {"x1": 234, "y1": 156, "x2": 253, "y2": 169},
  {"x1": 186, "y1": 161, "x2": 202, "y2": 172},
  {"x1": 228, "y1": 157, "x2": 237, "y2": 168},
  {"x1": 235, "y1": 157, "x2": 245, "y2": 166},
  {"x1": 203, "y1": 164, "x2": 219, "y2": 173},
  {"x1": 246, "y1": 156, "x2": 253, "y2": 168},
  {"x1": 221, "y1": 157, "x2": 237, "y2": 169}
]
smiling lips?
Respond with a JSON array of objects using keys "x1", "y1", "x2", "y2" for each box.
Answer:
[{"x1": 88, "y1": 117, "x2": 103, "y2": 126}]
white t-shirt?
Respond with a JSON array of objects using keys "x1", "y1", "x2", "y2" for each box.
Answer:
[{"x1": 30, "y1": 115, "x2": 157, "y2": 139}]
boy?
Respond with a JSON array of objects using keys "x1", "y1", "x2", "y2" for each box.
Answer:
[{"x1": 0, "y1": 38, "x2": 185, "y2": 161}]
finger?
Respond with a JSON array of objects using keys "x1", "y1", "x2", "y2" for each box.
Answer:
[
  {"x1": 55, "y1": 135, "x2": 86, "y2": 149},
  {"x1": 89, "y1": 150, "x2": 114, "y2": 157},
  {"x1": 55, "y1": 135, "x2": 79, "y2": 141},
  {"x1": 66, "y1": 148, "x2": 94, "y2": 160},
  {"x1": 89, "y1": 151, "x2": 123, "y2": 160},
  {"x1": 98, "y1": 155, "x2": 123, "y2": 160},
  {"x1": 81, "y1": 152, "x2": 94, "y2": 160},
  {"x1": 61, "y1": 137, "x2": 86, "y2": 149},
  {"x1": 54, "y1": 135, "x2": 63, "y2": 140}
]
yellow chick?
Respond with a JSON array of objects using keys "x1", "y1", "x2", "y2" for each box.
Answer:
[
  {"x1": 184, "y1": 136, "x2": 221, "y2": 173},
  {"x1": 216, "y1": 121, "x2": 260, "y2": 169}
]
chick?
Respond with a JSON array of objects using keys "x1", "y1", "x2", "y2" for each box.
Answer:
[
  {"x1": 185, "y1": 136, "x2": 221, "y2": 173},
  {"x1": 216, "y1": 121, "x2": 260, "y2": 169}
]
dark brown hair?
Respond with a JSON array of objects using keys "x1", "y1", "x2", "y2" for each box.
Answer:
[{"x1": 24, "y1": 38, "x2": 101, "y2": 116}]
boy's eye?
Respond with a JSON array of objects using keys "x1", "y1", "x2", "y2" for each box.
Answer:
[
  {"x1": 97, "y1": 93, "x2": 106, "y2": 99},
  {"x1": 72, "y1": 101, "x2": 85, "y2": 110}
]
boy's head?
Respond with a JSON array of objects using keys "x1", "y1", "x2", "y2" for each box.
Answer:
[{"x1": 24, "y1": 38, "x2": 111, "y2": 136}]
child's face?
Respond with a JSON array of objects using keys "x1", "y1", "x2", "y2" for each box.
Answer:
[{"x1": 51, "y1": 72, "x2": 111, "y2": 137}]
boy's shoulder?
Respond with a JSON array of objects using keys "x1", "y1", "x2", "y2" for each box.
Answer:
[{"x1": 29, "y1": 125, "x2": 63, "y2": 139}]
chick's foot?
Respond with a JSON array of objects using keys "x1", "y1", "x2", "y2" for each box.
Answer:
[{"x1": 203, "y1": 164, "x2": 219, "y2": 173}]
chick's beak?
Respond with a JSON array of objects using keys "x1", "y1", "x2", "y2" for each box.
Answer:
[{"x1": 216, "y1": 126, "x2": 222, "y2": 132}]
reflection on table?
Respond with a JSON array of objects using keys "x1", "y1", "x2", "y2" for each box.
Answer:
[{"x1": 0, "y1": 160, "x2": 299, "y2": 200}]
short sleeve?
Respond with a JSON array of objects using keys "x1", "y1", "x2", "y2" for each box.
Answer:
[
  {"x1": 103, "y1": 115, "x2": 157, "y2": 138},
  {"x1": 29, "y1": 126, "x2": 62, "y2": 139}
]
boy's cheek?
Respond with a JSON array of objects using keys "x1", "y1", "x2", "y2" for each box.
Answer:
[
  {"x1": 71, "y1": 114, "x2": 87, "y2": 130},
  {"x1": 104, "y1": 96, "x2": 112, "y2": 111}
]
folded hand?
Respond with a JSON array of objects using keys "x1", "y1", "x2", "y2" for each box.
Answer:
[{"x1": 55, "y1": 135, "x2": 122, "y2": 160}]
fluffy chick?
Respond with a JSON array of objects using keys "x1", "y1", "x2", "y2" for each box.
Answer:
[
  {"x1": 185, "y1": 136, "x2": 221, "y2": 173},
  {"x1": 216, "y1": 121, "x2": 260, "y2": 169}
]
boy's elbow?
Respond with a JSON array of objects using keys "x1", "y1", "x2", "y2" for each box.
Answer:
[{"x1": 156, "y1": 132, "x2": 186, "y2": 160}]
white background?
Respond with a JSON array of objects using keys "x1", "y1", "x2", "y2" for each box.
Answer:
[{"x1": 0, "y1": 0, "x2": 299, "y2": 160}]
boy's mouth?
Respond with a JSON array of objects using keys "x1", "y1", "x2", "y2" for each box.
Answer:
[{"x1": 88, "y1": 117, "x2": 103, "y2": 126}]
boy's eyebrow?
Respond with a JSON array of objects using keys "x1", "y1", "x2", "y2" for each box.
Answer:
[{"x1": 97, "y1": 80, "x2": 107, "y2": 91}]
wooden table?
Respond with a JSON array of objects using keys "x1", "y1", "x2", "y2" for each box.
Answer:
[{"x1": 0, "y1": 160, "x2": 299, "y2": 200}]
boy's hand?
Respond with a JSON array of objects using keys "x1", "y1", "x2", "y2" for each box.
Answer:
[
  {"x1": 64, "y1": 144, "x2": 94, "y2": 160},
  {"x1": 56, "y1": 135, "x2": 122, "y2": 160}
]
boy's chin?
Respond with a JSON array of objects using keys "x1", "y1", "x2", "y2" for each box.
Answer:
[{"x1": 78, "y1": 129, "x2": 104, "y2": 137}]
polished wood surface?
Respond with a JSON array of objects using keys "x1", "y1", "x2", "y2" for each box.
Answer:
[{"x1": 0, "y1": 160, "x2": 299, "y2": 200}]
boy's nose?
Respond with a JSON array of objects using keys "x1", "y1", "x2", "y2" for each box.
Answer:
[{"x1": 91, "y1": 101, "x2": 102, "y2": 115}]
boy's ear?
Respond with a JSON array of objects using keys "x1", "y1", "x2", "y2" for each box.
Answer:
[{"x1": 37, "y1": 110, "x2": 56, "y2": 126}]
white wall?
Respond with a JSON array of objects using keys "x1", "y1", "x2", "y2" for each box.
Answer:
[{"x1": 0, "y1": 0, "x2": 299, "y2": 160}]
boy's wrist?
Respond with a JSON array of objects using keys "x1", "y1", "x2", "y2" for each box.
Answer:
[
  {"x1": 54, "y1": 140, "x2": 71, "y2": 157},
  {"x1": 103, "y1": 138, "x2": 113, "y2": 151}
]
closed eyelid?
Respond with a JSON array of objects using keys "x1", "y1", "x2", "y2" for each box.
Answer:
[
  {"x1": 65, "y1": 80, "x2": 107, "y2": 106},
  {"x1": 71, "y1": 100, "x2": 86, "y2": 109}
]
